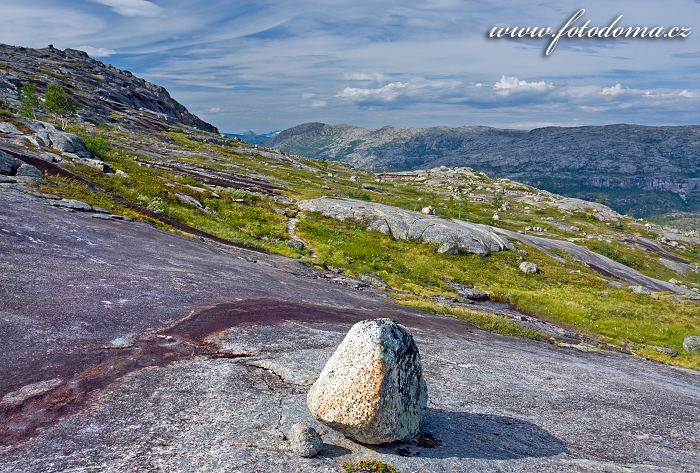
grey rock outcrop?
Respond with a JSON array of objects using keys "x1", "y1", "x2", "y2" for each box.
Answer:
[
  {"x1": 288, "y1": 422, "x2": 322, "y2": 457},
  {"x1": 307, "y1": 319, "x2": 427, "y2": 444},
  {"x1": 297, "y1": 197, "x2": 513, "y2": 255},
  {"x1": 683, "y1": 336, "x2": 700, "y2": 353}
]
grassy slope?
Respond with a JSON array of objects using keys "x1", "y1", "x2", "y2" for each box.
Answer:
[{"x1": 35, "y1": 123, "x2": 700, "y2": 370}]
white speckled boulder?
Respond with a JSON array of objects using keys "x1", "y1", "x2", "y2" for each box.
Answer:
[{"x1": 307, "y1": 319, "x2": 427, "y2": 444}]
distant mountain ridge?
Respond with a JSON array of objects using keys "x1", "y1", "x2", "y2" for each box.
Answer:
[
  {"x1": 268, "y1": 122, "x2": 700, "y2": 216},
  {"x1": 225, "y1": 130, "x2": 280, "y2": 145}
]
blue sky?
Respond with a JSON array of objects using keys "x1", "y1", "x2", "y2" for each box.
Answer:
[{"x1": 1, "y1": 0, "x2": 699, "y2": 132}]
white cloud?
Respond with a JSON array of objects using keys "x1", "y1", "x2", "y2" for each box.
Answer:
[
  {"x1": 310, "y1": 100, "x2": 327, "y2": 108},
  {"x1": 208, "y1": 107, "x2": 222, "y2": 113},
  {"x1": 601, "y1": 83, "x2": 624, "y2": 96},
  {"x1": 493, "y1": 76, "x2": 553, "y2": 95},
  {"x1": 337, "y1": 82, "x2": 408, "y2": 102},
  {"x1": 343, "y1": 72, "x2": 387, "y2": 82},
  {"x1": 75, "y1": 45, "x2": 116, "y2": 57},
  {"x1": 91, "y1": 0, "x2": 162, "y2": 17}
]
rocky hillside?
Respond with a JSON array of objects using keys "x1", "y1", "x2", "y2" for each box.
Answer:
[
  {"x1": 268, "y1": 122, "x2": 700, "y2": 217},
  {"x1": 0, "y1": 43, "x2": 217, "y2": 133},
  {"x1": 1, "y1": 43, "x2": 699, "y2": 472}
]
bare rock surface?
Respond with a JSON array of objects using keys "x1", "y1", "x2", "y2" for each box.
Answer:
[
  {"x1": 0, "y1": 185, "x2": 699, "y2": 472},
  {"x1": 298, "y1": 197, "x2": 513, "y2": 254},
  {"x1": 307, "y1": 319, "x2": 428, "y2": 444}
]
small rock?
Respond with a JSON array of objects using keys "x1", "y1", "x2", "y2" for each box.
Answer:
[
  {"x1": 683, "y1": 336, "x2": 700, "y2": 354},
  {"x1": 288, "y1": 422, "x2": 322, "y2": 458},
  {"x1": 453, "y1": 283, "x2": 489, "y2": 301},
  {"x1": 437, "y1": 242, "x2": 459, "y2": 254},
  {"x1": 0, "y1": 122, "x2": 22, "y2": 135},
  {"x1": 307, "y1": 319, "x2": 427, "y2": 444},
  {"x1": 286, "y1": 239, "x2": 305, "y2": 250},
  {"x1": 421, "y1": 206, "x2": 435, "y2": 215},
  {"x1": 15, "y1": 163, "x2": 44, "y2": 182},
  {"x1": 630, "y1": 285, "x2": 652, "y2": 295},
  {"x1": 361, "y1": 183, "x2": 378, "y2": 190},
  {"x1": 492, "y1": 213, "x2": 500, "y2": 221},
  {"x1": 175, "y1": 193, "x2": 204, "y2": 209},
  {"x1": 115, "y1": 169, "x2": 128, "y2": 177},
  {"x1": 50, "y1": 199, "x2": 93, "y2": 212},
  {"x1": 349, "y1": 175, "x2": 358, "y2": 182},
  {"x1": 0, "y1": 151, "x2": 18, "y2": 175},
  {"x1": 74, "y1": 157, "x2": 113, "y2": 173},
  {"x1": 519, "y1": 261, "x2": 539, "y2": 274},
  {"x1": 358, "y1": 273, "x2": 388, "y2": 289},
  {"x1": 284, "y1": 208, "x2": 298, "y2": 218},
  {"x1": 48, "y1": 131, "x2": 92, "y2": 158}
]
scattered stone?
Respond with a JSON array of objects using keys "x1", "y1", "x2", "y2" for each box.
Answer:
[
  {"x1": 15, "y1": 163, "x2": 43, "y2": 182},
  {"x1": 35, "y1": 152, "x2": 60, "y2": 163},
  {"x1": 358, "y1": 273, "x2": 388, "y2": 289},
  {"x1": 437, "y1": 242, "x2": 459, "y2": 255},
  {"x1": 115, "y1": 169, "x2": 128, "y2": 177},
  {"x1": 0, "y1": 122, "x2": 22, "y2": 135},
  {"x1": 421, "y1": 206, "x2": 435, "y2": 215},
  {"x1": 361, "y1": 183, "x2": 378, "y2": 190},
  {"x1": 50, "y1": 199, "x2": 93, "y2": 212},
  {"x1": 307, "y1": 318, "x2": 428, "y2": 444},
  {"x1": 492, "y1": 213, "x2": 500, "y2": 221},
  {"x1": 349, "y1": 175, "x2": 358, "y2": 182},
  {"x1": 285, "y1": 239, "x2": 305, "y2": 250},
  {"x1": 683, "y1": 336, "x2": 700, "y2": 354},
  {"x1": 72, "y1": 157, "x2": 113, "y2": 173},
  {"x1": 0, "y1": 150, "x2": 18, "y2": 175},
  {"x1": 519, "y1": 261, "x2": 539, "y2": 274},
  {"x1": 47, "y1": 131, "x2": 91, "y2": 158},
  {"x1": 452, "y1": 283, "x2": 489, "y2": 301},
  {"x1": 288, "y1": 422, "x2": 322, "y2": 458},
  {"x1": 630, "y1": 285, "x2": 652, "y2": 295},
  {"x1": 651, "y1": 346, "x2": 679, "y2": 357},
  {"x1": 271, "y1": 195, "x2": 293, "y2": 205},
  {"x1": 175, "y1": 193, "x2": 204, "y2": 209}
]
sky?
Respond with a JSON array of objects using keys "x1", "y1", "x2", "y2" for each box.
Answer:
[{"x1": 0, "y1": 0, "x2": 699, "y2": 132}]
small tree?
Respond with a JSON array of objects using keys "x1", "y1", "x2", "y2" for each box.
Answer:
[
  {"x1": 19, "y1": 82, "x2": 41, "y2": 119},
  {"x1": 44, "y1": 83, "x2": 79, "y2": 128}
]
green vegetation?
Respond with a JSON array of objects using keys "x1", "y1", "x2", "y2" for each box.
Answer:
[
  {"x1": 37, "y1": 124, "x2": 699, "y2": 370},
  {"x1": 296, "y1": 215, "x2": 699, "y2": 369},
  {"x1": 342, "y1": 459, "x2": 400, "y2": 473},
  {"x1": 45, "y1": 83, "x2": 79, "y2": 128},
  {"x1": 19, "y1": 82, "x2": 41, "y2": 119}
]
